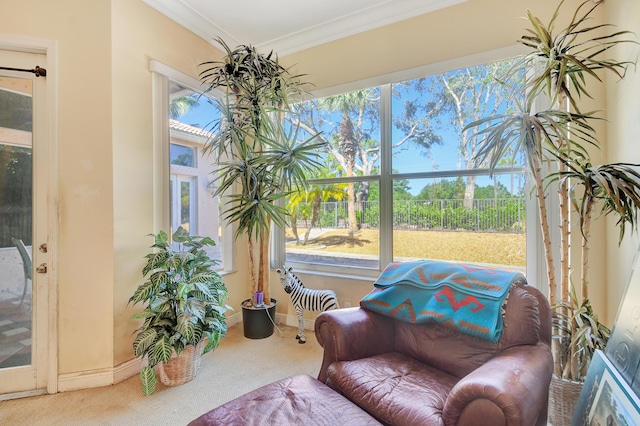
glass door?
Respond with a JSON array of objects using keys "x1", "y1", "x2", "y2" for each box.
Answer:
[
  {"x1": 170, "y1": 175, "x2": 196, "y2": 235},
  {"x1": 0, "y1": 49, "x2": 49, "y2": 396}
]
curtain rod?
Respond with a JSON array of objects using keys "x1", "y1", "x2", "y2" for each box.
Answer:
[{"x1": 0, "y1": 65, "x2": 46, "y2": 77}]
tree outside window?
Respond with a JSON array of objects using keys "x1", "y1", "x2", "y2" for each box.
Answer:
[{"x1": 283, "y1": 57, "x2": 527, "y2": 274}]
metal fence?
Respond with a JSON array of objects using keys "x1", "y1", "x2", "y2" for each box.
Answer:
[
  {"x1": 298, "y1": 198, "x2": 525, "y2": 233},
  {"x1": 0, "y1": 206, "x2": 32, "y2": 248}
]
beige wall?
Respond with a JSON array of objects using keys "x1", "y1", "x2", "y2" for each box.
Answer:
[
  {"x1": 285, "y1": 0, "x2": 581, "y2": 89},
  {"x1": 2, "y1": 0, "x2": 114, "y2": 374},
  {"x1": 1, "y1": 0, "x2": 241, "y2": 379},
  {"x1": 110, "y1": 0, "x2": 236, "y2": 366},
  {"x1": 1, "y1": 0, "x2": 636, "y2": 391},
  {"x1": 280, "y1": 0, "x2": 618, "y2": 323},
  {"x1": 604, "y1": 0, "x2": 640, "y2": 325}
]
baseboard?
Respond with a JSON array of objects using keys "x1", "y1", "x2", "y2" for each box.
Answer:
[
  {"x1": 226, "y1": 310, "x2": 242, "y2": 328},
  {"x1": 114, "y1": 357, "x2": 141, "y2": 384},
  {"x1": 277, "y1": 313, "x2": 314, "y2": 331},
  {"x1": 56, "y1": 314, "x2": 314, "y2": 392},
  {"x1": 57, "y1": 367, "x2": 115, "y2": 392},
  {"x1": 57, "y1": 315, "x2": 245, "y2": 391},
  {"x1": 57, "y1": 357, "x2": 142, "y2": 392}
]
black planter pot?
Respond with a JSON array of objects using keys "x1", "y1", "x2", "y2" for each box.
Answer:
[{"x1": 242, "y1": 299, "x2": 277, "y2": 339}]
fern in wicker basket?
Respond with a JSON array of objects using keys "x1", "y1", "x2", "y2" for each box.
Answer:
[{"x1": 129, "y1": 227, "x2": 230, "y2": 395}]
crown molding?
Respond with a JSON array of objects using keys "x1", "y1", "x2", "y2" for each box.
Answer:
[{"x1": 142, "y1": 0, "x2": 467, "y2": 56}]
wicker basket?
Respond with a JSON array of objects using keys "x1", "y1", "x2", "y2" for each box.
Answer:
[
  {"x1": 155, "y1": 339, "x2": 206, "y2": 387},
  {"x1": 548, "y1": 376, "x2": 583, "y2": 426}
]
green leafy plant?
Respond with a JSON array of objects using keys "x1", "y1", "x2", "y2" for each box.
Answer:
[
  {"x1": 199, "y1": 37, "x2": 324, "y2": 306},
  {"x1": 129, "y1": 227, "x2": 229, "y2": 395},
  {"x1": 553, "y1": 288, "x2": 610, "y2": 380},
  {"x1": 464, "y1": 0, "x2": 639, "y2": 381}
]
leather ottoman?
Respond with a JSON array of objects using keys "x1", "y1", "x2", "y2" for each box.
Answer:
[{"x1": 188, "y1": 374, "x2": 381, "y2": 425}]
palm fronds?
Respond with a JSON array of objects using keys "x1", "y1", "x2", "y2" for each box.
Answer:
[
  {"x1": 199, "y1": 38, "x2": 324, "y2": 303},
  {"x1": 464, "y1": 0, "x2": 638, "y2": 381},
  {"x1": 553, "y1": 160, "x2": 640, "y2": 242},
  {"x1": 519, "y1": 0, "x2": 637, "y2": 112}
]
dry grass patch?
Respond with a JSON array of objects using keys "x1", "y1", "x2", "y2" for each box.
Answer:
[{"x1": 287, "y1": 228, "x2": 525, "y2": 267}]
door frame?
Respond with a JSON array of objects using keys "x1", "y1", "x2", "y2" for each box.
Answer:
[
  {"x1": 0, "y1": 35, "x2": 59, "y2": 397},
  {"x1": 170, "y1": 174, "x2": 197, "y2": 235}
]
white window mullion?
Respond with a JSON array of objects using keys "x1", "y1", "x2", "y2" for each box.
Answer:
[
  {"x1": 152, "y1": 71, "x2": 171, "y2": 232},
  {"x1": 379, "y1": 84, "x2": 393, "y2": 269}
]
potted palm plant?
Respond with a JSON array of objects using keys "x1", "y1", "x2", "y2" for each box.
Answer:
[
  {"x1": 199, "y1": 38, "x2": 324, "y2": 339},
  {"x1": 129, "y1": 227, "x2": 229, "y2": 395},
  {"x1": 464, "y1": 1, "x2": 640, "y2": 423}
]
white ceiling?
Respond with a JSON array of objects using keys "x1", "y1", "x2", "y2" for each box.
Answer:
[{"x1": 143, "y1": 0, "x2": 466, "y2": 56}]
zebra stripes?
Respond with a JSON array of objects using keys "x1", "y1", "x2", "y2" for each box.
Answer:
[{"x1": 277, "y1": 266, "x2": 339, "y2": 344}]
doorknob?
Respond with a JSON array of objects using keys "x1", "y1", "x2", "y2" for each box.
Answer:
[{"x1": 36, "y1": 263, "x2": 48, "y2": 273}]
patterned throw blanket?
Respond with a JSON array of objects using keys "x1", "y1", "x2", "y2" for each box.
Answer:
[{"x1": 360, "y1": 260, "x2": 526, "y2": 342}]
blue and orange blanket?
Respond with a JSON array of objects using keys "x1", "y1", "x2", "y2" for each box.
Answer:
[{"x1": 360, "y1": 260, "x2": 526, "y2": 342}]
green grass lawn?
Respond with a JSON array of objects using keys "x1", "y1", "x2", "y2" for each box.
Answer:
[{"x1": 287, "y1": 228, "x2": 526, "y2": 267}]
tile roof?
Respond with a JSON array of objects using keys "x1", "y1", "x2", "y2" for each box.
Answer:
[{"x1": 170, "y1": 119, "x2": 212, "y2": 138}]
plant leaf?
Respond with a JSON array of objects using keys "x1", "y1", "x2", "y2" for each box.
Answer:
[
  {"x1": 133, "y1": 328, "x2": 158, "y2": 357},
  {"x1": 129, "y1": 281, "x2": 155, "y2": 304},
  {"x1": 130, "y1": 308, "x2": 156, "y2": 321},
  {"x1": 140, "y1": 367, "x2": 157, "y2": 396},
  {"x1": 154, "y1": 334, "x2": 173, "y2": 363}
]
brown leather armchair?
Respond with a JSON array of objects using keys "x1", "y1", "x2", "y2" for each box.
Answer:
[{"x1": 315, "y1": 283, "x2": 553, "y2": 426}]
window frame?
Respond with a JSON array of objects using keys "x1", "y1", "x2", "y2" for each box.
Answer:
[
  {"x1": 275, "y1": 45, "x2": 542, "y2": 288},
  {"x1": 150, "y1": 61, "x2": 234, "y2": 272},
  {"x1": 169, "y1": 143, "x2": 197, "y2": 168}
]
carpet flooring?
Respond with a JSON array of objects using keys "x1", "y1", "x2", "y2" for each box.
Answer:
[{"x1": 0, "y1": 322, "x2": 324, "y2": 425}]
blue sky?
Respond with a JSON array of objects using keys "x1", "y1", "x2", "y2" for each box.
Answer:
[{"x1": 177, "y1": 84, "x2": 524, "y2": 197}]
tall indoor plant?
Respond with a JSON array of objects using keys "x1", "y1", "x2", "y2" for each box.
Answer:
[
  {"x1": 199, "y1": 39, "x2": 324, "y2": 314},
  {"x1": 465, "y1": 0, "x2": 639, "y2": 396},
  {"x1": 129, "y1": 227, "x2": 229, "y2": 395}
]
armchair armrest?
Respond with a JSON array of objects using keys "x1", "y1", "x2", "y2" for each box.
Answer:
[
  {"x1": 315, "y1": 307, "x2": 395, "y2": 383},
  {"x1": 443, "y1": 342, "x2": 553, "y2": 426}
]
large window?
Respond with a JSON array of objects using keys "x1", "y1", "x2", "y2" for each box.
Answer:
[
  {"x1": 282, "y1": 55, "x2": 528, "y2": 277},
  {"x1": 167, "y1": 81, "x2": 222, "y2": 263},
  {"x1": 151, "y1": 62, "x2": 231, "y2": 271}
]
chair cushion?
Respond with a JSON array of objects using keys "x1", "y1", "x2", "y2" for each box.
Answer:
[
  {"x1": 327, "y1": 352, "x2": 459, "y2": 426},
  {"x1": 392, "y1": 283, "x2": 541, "y2": 378},
  {"x1": 394, "y1": 320, "x2": 497, "y2": 378}
]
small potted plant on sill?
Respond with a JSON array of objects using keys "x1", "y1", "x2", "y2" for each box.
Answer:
[
  {"x1": 129, "y1": 227, "x2": 230, "y2": 395},
  {"x1": 199, "y1": 37, "x2": 324, "y2": 339}
]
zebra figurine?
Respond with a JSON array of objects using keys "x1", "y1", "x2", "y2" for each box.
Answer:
[{"x1": 277, "y1": 266, "x2": 339, "y2": 344}]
